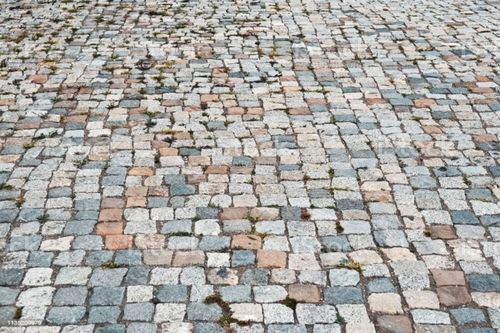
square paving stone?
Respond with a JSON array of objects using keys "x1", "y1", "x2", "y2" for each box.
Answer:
[
  {"x1": 89, "y1": 306, "x2": 121, "y2": 324},
  {"x1": 367, "y1": 278, "x2": 397, "y2": 293},
  {"x1": 0, "y1": 306, "x2": 16, "y2": 321},
  {"x1": 127, "y1": 323, "x2": 157, "y2": 333},
  {"x1": 154, "y1": 303, "x2": 186, "y2": 322},
  {"x1": 451, "y1": 210, "x2": 480, "y2": 225},
  {"x1": 90, "y1": 287, "x2": 125, "y2": 305},
  {"x1": 0, "y1": 287, "x2": 19, "y2": 305},
  {"x1": 0, "y1": 269, "x2": 24, "y2": 286},
  {"x1": 460, "y1": 329, "x2": 496, "y2": 333},
  {"x1": 232, "y1": 250, "x2": 256, "y2": 267},
  {"x1": 89, "y1": 268, "x2": 127, "y2": 286},
  {"x1": 193, "y1": 323, "x2": 224, "y2": 333},
  {"x1": 220, "y1": 285, "x2": 252, "y2": 302},
  {"x1": 28, "y1": 251, "x2": 54, "y2": 267},
  {"x1": 324, "y1": 287, "x2": 364, "y2": 304},
  {"x1": 86, "y1": 251, "x2": 114, "y2": 266},
  {"x1": 125, "y1": 266, "x2": 150, "y2": 285},
  {"x1": 468, "y1": 274, "x2": 500, "y2": 292},
  {"x1": 376, "y1": 315, "x2": 413, "y2": 333},
  {"x1": 187, "y1": 303, "x2": 222, "y2": 321},
  {"x1": 450, "y1": 308, "x2": 486, "y2": 325},
  {"x1": 437, "y1": 286, "x2": 471, "y2": 306},
  {"x1": 123, "y1": 302, "x2": 154, "y2": 321},
  {"x1": 155, "y1": 285, "x2": 188, "y2": 302},
  {"x1": 240, "y1": 269, "x2": 269, "y2": 285},
  {"x1": 95, "y1": 324, "x2": 126, "y2": 333},
  {"x1": 47, "y1": 306, "x2": 86, "y2": 324},
  {"x1": 55, "y1": 267, "x2": 92, "y2": 285},
  {"x1": 115, "y1": 250, "x2": 142, "y2": 265},
  {"x1": 54, "y1": 286, "x2": 88, "y2": 306}
]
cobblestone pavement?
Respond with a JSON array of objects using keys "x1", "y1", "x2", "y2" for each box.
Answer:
[{"x1": 0, "y1": 0, "x2": 499, "y2": 332}]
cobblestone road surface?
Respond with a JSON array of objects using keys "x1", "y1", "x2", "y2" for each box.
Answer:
[{"x1": 0, "y1": 0, "x2": 499, "y2": 332}]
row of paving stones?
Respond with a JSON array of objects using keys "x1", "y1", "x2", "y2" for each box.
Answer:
[{"x1": 0, "y1": 0, "x2": 499, "y2": 332}]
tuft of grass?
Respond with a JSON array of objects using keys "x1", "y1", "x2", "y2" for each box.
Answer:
[
  {"x1": 328, "y1": 168, "x2": 335, "y2": 177},
  {"x1": 154, "y1": 152, "x2": 160, "y2": 166},
  {"x1": 250, "y1": 228, "x2": 267, "y2": 239},
  {"x1": 335, "y1": 313, "x2": 346, "y2": 324},
  {"x1": 15, "y1": 195, "x2": 25, "y2": 208},
  {"x1": 233, "y1": 319, "x2": 251, "y2": 326},
  {"x1": 300, "y1": 208, "x2": 311, "y2": 220},
  {"x1": 14, "y1": 307, "x2": 22, "y2": 320},
  {"x1": 0, "y1": 183, "x2": 14, "y2": 190},
  {"x1": 162, "y1": 128, "x2": 176, "y2": 135},
  {"x1": 335, "y1": 221, "x2": 344, "y2": 234},
  {"x1": 337, "y1": 259, "x2": 362, "y2": 272},
  {"x1": 280, "y1": 296, "x2": 300, "y2": 310},
  {"x1": 330, "y1": 186, "x2": 347, "y2": 192},
  {"x1": 100, "y1": 260, "x2": 125, "y2": 269},
  {"x1": 424, "y1": 228, "x2": 432, "y2": 237},
  {"x1": 205, "y1": 292, "x2": 230, "y2": 313},
  {"x1": 321, "y1": 245, "x2": 338, "y2": 253},
  {"x1": 37, "y1": 214, "x2": 49, "y2": 223},
  {"x1": 245, "y1": 214, "x2": 259, "y2": 223},
  {"x1": 145, "y1": 119, "x2": 157, "y2": 128},
  {"x1": 74, "y1": 157, "x2": 89, "y2": 168},
  {"x1": 23, "y1": 143, "x2": 34, "y2": 149},
  {"x1": 218, "y1": 314, "x2": 233, "y2": 328},
  {"x1": 217, "y1": 314, "x2": 251, "y2": 328},
  {"x1": 169, "y1": 231, "x2": 192, "y2": 237},
  {"x1": 159, "y1": 60, "x2": 176, "y2": 69}
]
